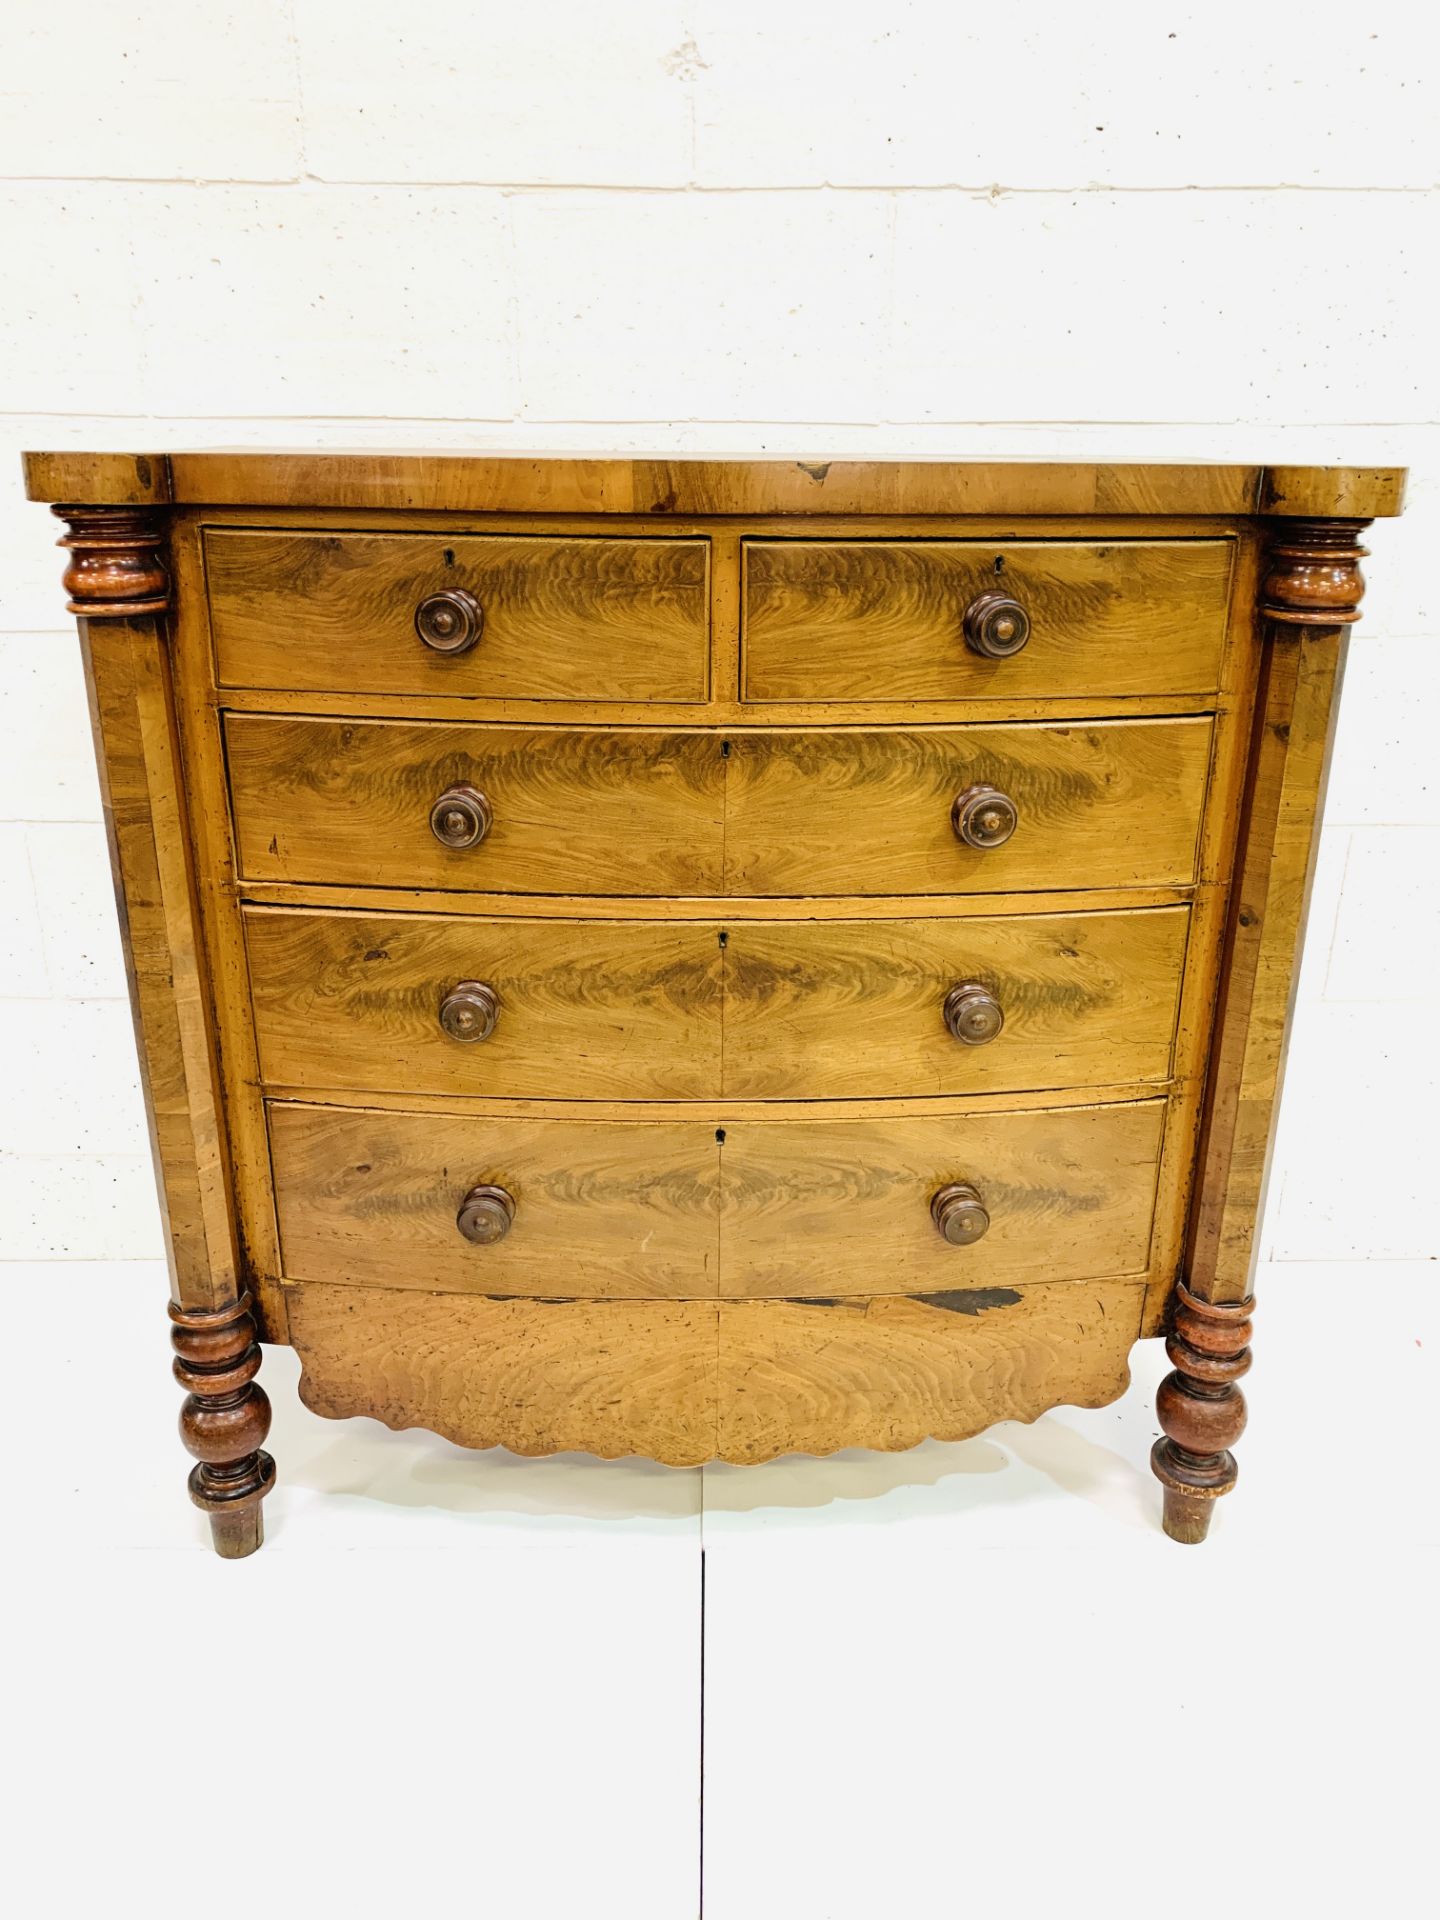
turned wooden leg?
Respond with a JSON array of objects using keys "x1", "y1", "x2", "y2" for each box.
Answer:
[
  {"x1": 170, "y1": 1294, "x2": 275, "y2": 1558},
  {"x1": 1151, "y1": 1283, "x2": 1253, "y2": 1545}
]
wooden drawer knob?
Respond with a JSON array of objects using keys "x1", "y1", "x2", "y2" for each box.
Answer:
[
  {"x1": 951, "y1": 784, "x2": 1017, "y2": 849},
  {"x1": 456, "y1": 1183, "x2": 515, "y2": 1245},
  {"x1": 943, "y1": 982, "x2": 1004, "y2": 1045},
  {"x1": 416, "y1": 587, "x2": 483, "y2": 655},
  {"x1": 931, "y1": 1183, "x2": 990, "y2": 1246},
  {"x1": 430, "y1": 784, "x2": 493, "y2": 849},
  {"x1": 963, "y1": 591, "x2": 1030, "y2": 659},
  {"x1": 439, "y1": 980, "x2": 500, "y2": 1042}
]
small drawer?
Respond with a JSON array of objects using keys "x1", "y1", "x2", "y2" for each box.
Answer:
[
  {"x1": 206, "y1": 528, "x2": 710, "y2": 702},
  {"x1": 245, "y1": 905, "x2": 723, "y2": 1100},
  {"x1": 270, "y1": 1097, "x2": 1164, "y2": 1301},
  {"x1": 724, "y1": 718, "x2": 1212, "y2": 895},
  {"x1": 742, "y1": 538, "x2": 1232, "y2": 703},
  {"x1": 225, "y1": 715, "x2": 726, "y2": 896}
]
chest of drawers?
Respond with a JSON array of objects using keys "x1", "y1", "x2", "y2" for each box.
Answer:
[{"x1": 24, "y1": 451, "x2": 1404, "y2": 1554}]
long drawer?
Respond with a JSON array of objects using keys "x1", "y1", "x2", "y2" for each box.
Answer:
[
  {"x1": 245, "y1": 903, "x2": 1188, "y2": 1100},
  {"x1": 206, "y1": 528, "x2": 711, "y2": 702},
  {"x1": 743, "y1": 537, "x2": 1233, "y2": 702},
  {"x1": 226, "y1": 714, "x2": 1212, "y2": 896},
  {"x1": 270, "y1": 1097, "x2": 1165, "y2": 1299}
]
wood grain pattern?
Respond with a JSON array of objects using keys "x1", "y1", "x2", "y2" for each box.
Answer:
[
  {"x1": 269, "y1": 1096, "x2": 1162, "y2": 1300},
  {"x1": 285, "y1": 1276, "x2": 1143, "y2": 1465},
  {"x1": 271, "y1": 1101, "x2": 722, "y2": 1298},
  {"x1": 288, "y1": 1282, "x2": 722, "y2": 1463},
  {"x1": 225, "y1": 715, "x2": 726, "y2": 895},
  {"x1": 743, "y1": 539, "x2": 1232, "y2": 702},
  {"x1": 80, "y1": 614, "x2": 240, "y2": 1311},
  {"x1": 717, "y1": 1099, "x2": 1164, "y2": 1296},
  {"x1": 714, "y1": 1282, "x2": 1143, "y2": 1462},
  {"x1": 245, "y1": 902, "x2": 1186, "y2": 1102},
  {"x1": 23, "y1": 451, "x2": 1408, "y2": 518},
  {"x1": 720, "y1": 906, "x2": 1188, "y2": 1097},
  {"x1": 206, "y1": 528, "x2": 710, "y2": 702},
  {"x1": 725, "y1": 718, "x2": 1212, "y2": 895},
  {"x1": 1188, "y1": 521, "x2": 1365, "y2": 1304},
  {"x1": 244, "y1": 905, "x2": 724, "y2": 1100}
]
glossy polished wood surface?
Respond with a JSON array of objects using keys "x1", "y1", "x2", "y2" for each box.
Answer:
[
  {"x1": 24, "y1": 450, "x2": 1408, "y2": 518},
  {"x1": 207, "y1": 528, "x2": 711, "y2": 701},
  {"x1": 26, "y1": 452, "x2": 1402, "y2": 1544},
  {"x1": 743, "y1": 538, "x2": 1232, "y2": 702},
  {"x1": 245, "y1": 902, "x2": 1186, "y2": 1101},
  {"x1": 269, "y1": 1096, "x2": 1163, "y2": 1299}
]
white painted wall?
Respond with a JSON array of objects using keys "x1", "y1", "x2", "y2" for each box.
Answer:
[{"x1": 2, "y1": 0, "x2": 1436, "y2": 1268}]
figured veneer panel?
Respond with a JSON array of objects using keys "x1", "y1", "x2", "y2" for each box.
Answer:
[
  {"x1": 288, "y1": 1282, "x2": 723, "y2": 1464},
  {"x1": 720, "y1": 906, "x2": 1188, "y2": 1097},
  {"x1": 284, "y1": 1276, "x2": 1143, "y2": 1465},
  {"x1": 206, "y1": 529, "x2": 710, "y2": 702},
  {"x1": 743, "y1": 539, "x2": 1232, "y2": 703},
  {"x1": 272, "y1": 1097, "x2": 1163, "y2": 1302},
  {"x1": 713, "y1": 1282, "x2": 1143, "y2": 1463},
  {"x1": 244, "y1": 906, "x2": 724, "y2": 1101},
  {"x1": 724, "y1": 718, "x2": 1213, "y2": 895},
  {"x1": 225, "y1": 715, "x2": 726, "y2": 896},
  {"x1": 246, "y1": 902, "x2": 1186, "y2": 1103},
  {"x1": 227, "y1": 713, "x2": 1210, "y2": 900},
  {"x1": 717, "y1": 1099, "x2": 1165, "y2": 1297},
  {"x1": 271, "y1": 1102, "x2": 723, "y2": 1299}
]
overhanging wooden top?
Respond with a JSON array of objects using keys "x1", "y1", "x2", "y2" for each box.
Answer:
[{"x1": 21, "y1": 451, "x2": 1407, "y2": 519}]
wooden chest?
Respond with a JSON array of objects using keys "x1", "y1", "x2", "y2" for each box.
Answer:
[{"x1": 23, "y1": 452, "x2": 1405, "y2": 1553}]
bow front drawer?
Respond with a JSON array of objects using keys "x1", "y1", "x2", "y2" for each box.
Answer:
[
  {"x1": 244, "y1": 903, "x2": 1187, "y2": 1101},
  {"x1": 225, "y1": 714, "x2": 1210, "y2": 896},
  {"x1": 205, "y1": 529, "x2": 710, "y2": 701},
  {"x1": 743, "y1": 538, "x2": 1232, "y2": 703},
  {"x1": 270, "y1": 1097, "x2": 1165, "y2": 1299}
]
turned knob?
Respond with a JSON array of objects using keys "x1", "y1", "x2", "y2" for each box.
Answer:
[
  {"x1": 439, "y1": 980, "x2": 500, "y2": 1042},
  {"x1": 943, "y1": 981, "x2": 1004, "y2": 1045},
  {"x1": 951, "y1": 784, "x2": 1018, "y2": 849},
  {"x1": 931, "y1": 1183, "x2": 990, "y2": 1246},
  {"x1": 430, "y1": 784, "x2": 493, "y2": 849},
  {"x1": 416, "y1": 587, "x2": 483, "y2": 655},
  {"x1": 963, "y1": 591, "x2": 1031, "y2": 659},
  {"x1": 456, "y1": 1183, "x2": 516, "y2": 1245}
]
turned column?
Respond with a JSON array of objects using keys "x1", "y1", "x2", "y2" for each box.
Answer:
[
  {"x1": 1160, "y1": 517, "x2": 1370, "y2": 1543},
  {"x1": 51, "y1": 493, "x2": 275, "y2": 1557}
]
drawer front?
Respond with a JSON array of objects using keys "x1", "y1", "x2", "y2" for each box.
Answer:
[
  {"x1": 271, "y1": 1098, "x2": 1162, "y2": 1300},
  {"x1": 246, "y1": 904, "x2": 1186, "y2": 1103},
  {"x1": 743, "y1": 538, "x2": 1232, "y2": 702},
  {"x1": 272, "y1": 1102, "x2": 721, "y2": 1298},
  {"x1": 206, "y1": 529, "x2": 710, "y2": 701},
  {"x1": 721, "y1": 906, "x2": 1188, "y2": 1097},
  {"x1": 718, "y1": 1099, "x2": 1165, "y2": 1297},
  {"x1": 226, "y1": 715, "x2": 726, "y2": 895},
  {"x1": 245, "y1": 906, "x2": 723, "y2": 1100},
  {"x1": 229, "y1": 715, "x2": 1208, "y2": 899},
  {"x1": 725, "y1": 718, "x2": 1212, "y2": 894}
]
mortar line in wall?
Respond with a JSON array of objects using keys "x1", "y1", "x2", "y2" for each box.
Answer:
[
  {"x1": 6, "y1": 409, "x2": 1436, "y2": 428},
  {"x1": 1, "y1": 177, "x2": 1437, "y2": 193}
]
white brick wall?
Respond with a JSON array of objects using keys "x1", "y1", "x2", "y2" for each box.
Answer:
[{"x1": 2, "y1": 0, "x2": 1436, "y2": 1268}]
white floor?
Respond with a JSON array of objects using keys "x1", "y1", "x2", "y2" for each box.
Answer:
[{"x1": 8, "y1": 1258, "x2": 1436, "y2": 1920}]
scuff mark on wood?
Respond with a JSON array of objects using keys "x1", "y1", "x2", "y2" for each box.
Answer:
[{"x1": 916, "y1": 1287, "x2": 1024, "y2": 1316}]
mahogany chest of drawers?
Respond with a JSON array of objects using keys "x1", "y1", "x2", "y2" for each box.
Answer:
[{"x1": 24, "y1": 451, "x2": 1405, "y2": 1554}]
